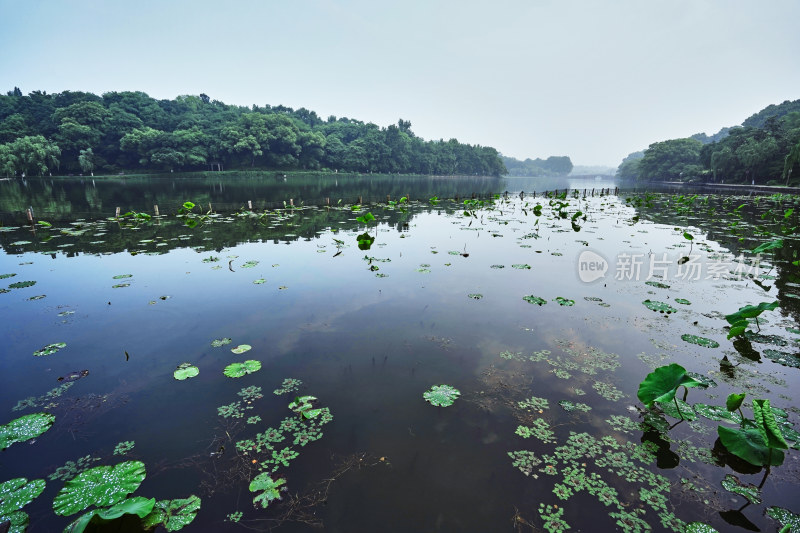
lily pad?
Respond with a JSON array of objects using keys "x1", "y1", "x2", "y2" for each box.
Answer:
[
  {"x1": 674, "y1": 298, "x2": 691, "y2": 305},
  {"x1": 554, "y1": 296, "x2": 575, "y2": 306},
  {"x1": 211, "y1": 338, "x2": 232, "y2": 347},
  {"x1": 0, "y1": 478, "x2": 46, "y2": 525},
  {"x1": 763, "y1": 349, "x2": 800, "y2": 368},
  {"x1": 142, "y1": 495, "x2": 201, "y2": 531},
  {"x1": 680, "y1": 334, "x2": 719, "y2": 348},
  {"x1": 53, "y1": 460, "x2": 147, "y2": 516},
  {"x1": 173, "y1": 363, "x2": 199, "y2": 381},
  {"x1": 65, "y1": 497, "x2": 155, "y2": 533},
  {"x1": 223, "y1": 360, "x2": 261, "y2": 378},
  {"x1": 33, "y1": 342, "x2": 66, "y2": 356},
  {"x1": 0, "y1": 412, "x2": 55, "y2": 450},
  {"x1": 253, "y1": 279, "x2": 266, "y2": 284},
  {"x1": 645, "y1": 281, "x2": 670, "y2": 289},
  {"x1": 766, "y1": 506, "x2": 800, "y2": 532},
  {"x1": 467, "y1": 293, "x2": 483, "y2": 300},
  {"x1": 423, "y1": 384, "x2": 461, "y2": 407},
  {"x1": 720, "y1": 474, "x2": 761, "y2": 505},
  {"x1": 642, "y1": 300, "x2": 676, "y2": 314},
  {"x1": 659, "y1": 398, "x2": 696, "y2": 420},
  {"x1": 694, "y1": 404, "x2": 742, "y2": 424},
  {"x1": 112, "y1": 274, "x2": 133, "y2": 279},
  {"x1": 523, "y1": 295, "x2": 547, "y2": 306},
  {"x1": 9, "y1": 281, "x2": 36, "y2": 289},
  {"x1": 0, "y1": 273, "x2": 17, "y2": 279},
  {"x1": 231, "y1": 344, "x2": 252, "y2": 354},
  {"x1": 511, "y1": 264, "x2": 531, "y2": 270},
  {"x1": 250, "y1": 473, "x2": 285, "y2": 509}
]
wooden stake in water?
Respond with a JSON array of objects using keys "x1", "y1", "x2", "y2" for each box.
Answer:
[
  {"x1": 289, "y1": 199, "x2": 294, "y2": 207},
  {"x1": 115, "y1": 207, "x2": 120, "y2": 217},
  {"x1": 26, "y1": 208, "x2": 33, "y2": 222},
  {"x1": 154, "y1": 205, "x2": 159, "y2": 216},
  {"x1": 248, "y1": 200, "x2": 252, "y2": 210}
]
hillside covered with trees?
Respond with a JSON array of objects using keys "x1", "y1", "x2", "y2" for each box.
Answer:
[
  {"x1": 616, "y1": 99, "x2": 800, "y2": 185},
  {"x1": 501, "y1": 155, "x2": 573, "y2": 176},
  {"x1": 0, "y1": 88, "x2": 506, "y2": 177}
]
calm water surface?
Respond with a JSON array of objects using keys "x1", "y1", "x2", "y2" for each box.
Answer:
[{"x1": 1, "y1": 180, "x2": 799, "y2": 532}]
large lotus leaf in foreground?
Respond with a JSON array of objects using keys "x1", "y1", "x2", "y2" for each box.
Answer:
[
  {"x1": 637, "y1": 363, "x2": 702, "y2": 408},
  {"x1": 64, "y1": 497, "x2": 155, "y2": 533},
  {"x1": 53, "y1": 461, "x2": 147, "y2": 516},
  {"x1": 0, "y1": 412, "x2": 55, "y2": 450},
  {"x1": 717, "y1": 426, "x2": 784, "y2": 467}
]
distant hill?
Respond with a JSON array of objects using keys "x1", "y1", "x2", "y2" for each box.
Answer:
[
  {"x1": 615, "y1": 98, "x2": 800, "y2": 184},
  {"x1": 501, "y1": 155, "x2": 573, "y2": 177}
]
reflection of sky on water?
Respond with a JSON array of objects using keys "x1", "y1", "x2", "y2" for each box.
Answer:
[{"x1": 0, "y1": 192, "x2": 798, "y2": 532}]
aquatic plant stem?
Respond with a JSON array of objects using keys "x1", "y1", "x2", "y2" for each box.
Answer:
[{"x1": 673, "y1": 396, "x2": 685, "y2": 421}]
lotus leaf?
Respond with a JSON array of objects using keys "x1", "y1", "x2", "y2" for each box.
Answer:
[
  {"x1": 685, "y1": 523, "x2": 720, "y2": 533},
  {"x1": 694, "y1": 404, "x2": 742, "y2": 424},
  {"x1": 53, "y1": 461, "x2": 147, "y2": 516},
  {"x1": 645, "y1": 281, "x2": 670, "y2": 289},
  {"x1": 726, "y1": 393, "x2": 746, "y2": 412},
  {"x1": 33, "y1": 342, "x2": 66, "y2": 356},
  {"x1": 231, "y1": 344, "x2": 252, "y2": 354},
  {"x1": 253, "y1": 279, "x2": 266, "y2": 284},
  {"x1": 763, "y1": 349, "x2": 800, "y2": 368},
  {"x1": 0, "y1": 273, "x2": 16, "y2": 279},
  {"x1": 0, "y1": 478, "x2": 45, "y2": 533},
  {"x1": 659, "y1": 398, "x2": 696, "y2": 420},
  {"x1": 142, "y1": 495, "x2": 201, "y2": 531},
  {"x1": 423, "y1": 384, "x2": 461, "y2": 407},
  {"x1": 642, "y1": 300, "x2": 676, "y2": 314},
  {"x1": 680, "y1": 334, "x2": 719, "y2": 348},
  {"x1": 0, "y1": 412, "x2": 55, "y2": 450},
  {"x1": 511, "y1": 264, "x2": 531, "y2": 269},
  {"x1": 288, "y1": 396, "x2": 317, "y2": 415},
  {"x1": 637, "y1": 363, "x2": 703, "y2": 409},
  {"x1": 554, "y1": 296, "x2": 575, "y2": 306},
  {"x1": 720, "y1": 474, "x2": 761, "y2": 505},
  {"x1": 766, "y1": 506, "x2": 800, "y2": 532},
  {"x1": 9, "y1": 281, "x2": 36, "y2": 289},
  {"x1": 674, "y1": 298, "x2": 691, "y2": 305},
  {"x1": 522, "y1": 295, "x2": 546, "y2": 306},
  {"x1": 718, "y1": 425, "x2": 785, "y2": 467},
  {"x1": 211, "y1": 338, "x2": 232, "y2": 347},
  {"x1": 65, "y1": 497, "x2": 156, "y2": 533},
  {"x1": 467, "y1": 293, "x2": 483, "y2": 299},
  {"x1": 112, "y1": 274, "x2": 133, "y2": 279},
  {"x1": 752, "y1": 399, "x2": 788, "y2": 450},
  {"x1": 249, "y1": 473, "x2": 285, "y2": 509},
  {"x1": 173, "y1": 363, "x2": 199, "y2": 381},
  {"x1": 223, "y1": 360, "x2": 261, "y2": 378}
]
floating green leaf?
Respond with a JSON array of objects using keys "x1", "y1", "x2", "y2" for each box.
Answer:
[
  {"x1": 694, "y1": 404, "x2": 742, "y2": 424},
  {"x1": 253, "y1": 279, "x2": 266, "y2": 284},
  {"x1": 173, "y1": 363, "x2": 199, "y2": 381},
  {"x1": 142, "y1": 495, "x2": 201, "y2": 532},
  {"x1": 554, "y1": 296, "x2": 575, "y2": 306},
  {"x1": 763, "y1": 349, "x2": 800, "y2": 368},
  {"x1": 9, "y1": 281, "x2": 36, "y2": 289},
  {"x1": 659, "y1": 398, "x2": 696, "y2": 420},
  {"x1": 231, "y1": 344, "x2": 251, "y2": 354},
  {"x1": 523, "y1": 295, "x2": 546, "y2": 305},
  {"x1": 53, "y1": 461, "x2": 147, "y2": 516},
  {"x1": 642, "y1": 300, "x2": 676, "y2": 314},
  {"x1": 637, "y1": 363, "x2": 703, "y2": 409},
  {"x1": 223, "y1": 360, "x2": 261, "y2": 378},
  {"x1": 211, "y1": 338, "x2": 232, "y2": 347},
  {"x1": 423, "y1": 384, "x2": 461, "y2": 407},
  {"x1": 685, "y1": 523, "x2": 720, "y2": 533},
  {"x1": 645, "y1": 281, "x2": 670, "y2": 289},
  {"x1": 511, "y1": 264, "x2": 531, "y2": 270},
  {"x1": 0, "y1": 477, "x2": 46, "y2": 533},
  {"x1": 766, "y1": 507, "x2": 800, "y2": 532},
  {"x1": 112, "y1": 274, "x2": 133, "y2": 279},
  {"x1": 467, "y1": 293, "x2": 483, "y2": 299},
  {"x1": 680, "y1": 334, "x2": 719, "y2": 348},
  {"x1": 720, "y1": 474, "x2": 762, "y2": 505},
  {"x1": 0, "y1": 412, "x2": 55, "y2": 450},
  {"x1": 674, "y1": 298, "x2": 691, "y2": 305},
  {"x1": 33, "y1": 342, "x2": 66, "y2": 356},
  {"x1": 249, "y1": 473, "x2": 285, "y2": 509}
]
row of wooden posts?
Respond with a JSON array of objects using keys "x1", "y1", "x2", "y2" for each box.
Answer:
[{"x1": 23, "y1": 188, "x2": 619, "y2": 222}]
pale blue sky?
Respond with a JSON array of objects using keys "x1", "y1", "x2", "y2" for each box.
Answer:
[{"x1": 1, "y1": 0, "x2": 798, "y2": 166}]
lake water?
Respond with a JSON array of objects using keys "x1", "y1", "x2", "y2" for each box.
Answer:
[{"x1": 1, "y1": 175, "x2": 798, "y2": 533}]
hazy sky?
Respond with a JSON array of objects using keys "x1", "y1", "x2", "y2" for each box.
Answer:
[{"x1": 1, "y1": 0, "x2": 798, "y2": 167}]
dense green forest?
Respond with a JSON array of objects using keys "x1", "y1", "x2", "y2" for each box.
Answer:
[
  {"x1": 0, "y1": 87, "x2": 506, "y2": 177},
  {"x1": 500, "y1": 155, "x2": 573, "y2": 176},
  {"x1": 616, "y1": 99, "x2": 800, "y2": 185}
]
